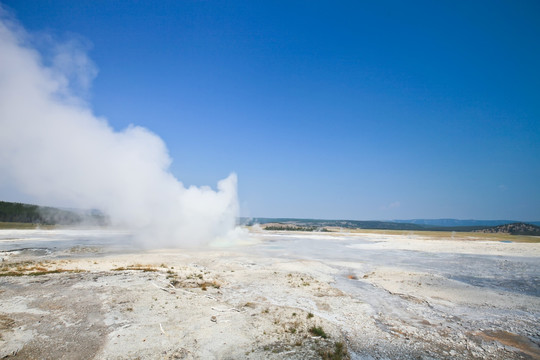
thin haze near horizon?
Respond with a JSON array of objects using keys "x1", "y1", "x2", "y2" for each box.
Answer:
[{"x1": 1, "y1": 1, "x2": 539, "y2": 222}]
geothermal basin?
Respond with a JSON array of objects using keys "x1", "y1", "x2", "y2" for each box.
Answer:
[{"x1": 1, "y1": 228, "x2": 539, "y2": 359}]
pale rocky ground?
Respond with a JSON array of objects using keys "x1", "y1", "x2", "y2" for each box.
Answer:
[{"x1": 0, "y1": 229, "x2": 539, "y2": 359}]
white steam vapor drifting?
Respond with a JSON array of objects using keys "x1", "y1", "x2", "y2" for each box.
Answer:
[{"x1": 0, "y1": 9, "x2": 240, "y2": 247}]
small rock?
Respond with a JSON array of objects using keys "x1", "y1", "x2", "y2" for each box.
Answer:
[{"x1": 210, "y1": 316, "x2": 217, "y2": 323}]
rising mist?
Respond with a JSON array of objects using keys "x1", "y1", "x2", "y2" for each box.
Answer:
[{"x1": 0, "y1": 8, "x2": 240, "y2": 247}]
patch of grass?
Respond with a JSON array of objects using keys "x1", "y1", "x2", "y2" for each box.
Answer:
[
  {"x1": 309, "y1": 326, "x2": 328, "y2": 339},
  {"x1": 0, "y1": 268, "x2": 80, "y2": 277},
  {"x1": 0, "y1": 261, "x2": 84, "y2": 277},
  {"x1": 0, "y1": 222, "x2": 53, "y2": 229},
  {"x1": 307, "y1": 312, "x2": 314, "y2": 319},
  {"x1": 198, "y1": 280, "x2": 220, "y2": 290},
  {"x1": 347, "y1": 228, "x2": 540, "y2": 243},
  {"x1": 111, "y1": 264, "x2": 158, "y2": 272},
  {"x1": 30, "y1": 266, "x2": 48, "y2": 272},
  {"x1": 319, "y1": 341, "x2": 349, "y2": 360}
]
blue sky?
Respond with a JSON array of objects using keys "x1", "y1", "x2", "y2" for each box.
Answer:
[{"x1": 3, "y1": 1, "x2": 540, "y2": 220}]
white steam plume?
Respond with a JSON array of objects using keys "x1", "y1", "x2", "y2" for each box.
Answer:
[{"x1": 0, "y1": 9, "x2": 240, "y2": 247}]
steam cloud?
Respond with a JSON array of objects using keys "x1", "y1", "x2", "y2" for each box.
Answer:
[{"x1": 0, "y1": 9, "x2": 240, "y2": 247}]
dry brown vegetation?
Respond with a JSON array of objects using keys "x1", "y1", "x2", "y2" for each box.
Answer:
[
  {"x1": 0, "y1": 260, "x2": 83, "y2": 277},
  {"x1": 111, "y1": 264, "x2": 159, "y2": 272},
  {"x1": 339, "y1": 228, "x2": 540, "y2": 243}
]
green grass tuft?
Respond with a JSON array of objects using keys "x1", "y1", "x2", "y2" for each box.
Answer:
[{"x1": 309, "y1": 326, "x2": 328, "y2": 338}]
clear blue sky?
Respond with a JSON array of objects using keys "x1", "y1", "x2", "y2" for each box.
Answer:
[{"x1": 3, "y1": 0, "x2": 540, "y2": 220}]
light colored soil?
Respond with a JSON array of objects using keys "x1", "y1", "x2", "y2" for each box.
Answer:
[{"x1": 1, "y1": 230, "x2": 539, "y2": 359}]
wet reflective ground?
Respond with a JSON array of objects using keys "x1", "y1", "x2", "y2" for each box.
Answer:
[
  {"x1": 251, "y1": 233, "x2": 540, "y2": 297},
  {"x1": 2, "y1": 229, "x2": 538, "y2": 297}
]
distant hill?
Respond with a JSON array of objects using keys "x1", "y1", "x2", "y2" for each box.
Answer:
[
  {"x1": 0, "y1": 201, "x2": 108, "y2": 226},
  {"x1": 473, "y1": 222, "x2": 540, "y2": 236}
]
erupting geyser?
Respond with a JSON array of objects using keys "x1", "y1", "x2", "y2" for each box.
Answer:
[{"x1": 0, "y1": 7, "x2": 240, "y2": 247}]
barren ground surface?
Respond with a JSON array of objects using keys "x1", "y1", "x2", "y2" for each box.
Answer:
[{"x1": 1, "y1": 229, "x2": 539, "y2": 359}]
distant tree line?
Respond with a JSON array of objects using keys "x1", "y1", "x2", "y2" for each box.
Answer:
[
  {"x1": 0, "y1": 201, "x2": 108, "y2": 226},
  {"x1": 263, "y1": 225, "x2": 331, "y2": 232},
  {"x1": 245, "y1": 217, "x2": 540, "y2": 233},
  {"x1": 473, "y1": 222, "x2": 540, "y2": 236}
]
